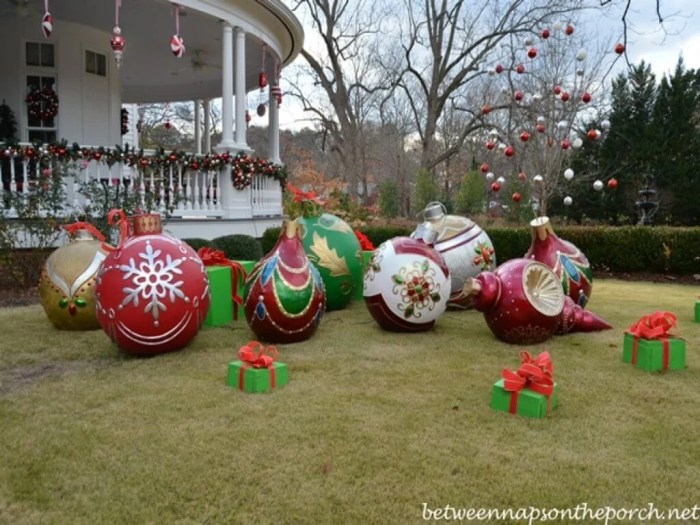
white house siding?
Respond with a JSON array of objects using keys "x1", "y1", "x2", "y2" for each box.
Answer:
[{"x1": 0, "y1": 17, "x2": 120, "y2": 146}]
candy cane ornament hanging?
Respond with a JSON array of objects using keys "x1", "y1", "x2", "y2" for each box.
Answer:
[
  {"x1": 110, "y1": 0, "x2": 125, "y2": 68},
  {"x1": 41, "y1": 0, "x2": 53, "y2": 38},
  {"x1": 170, "y1": 5, "x2": 186, "y2": 58},
  {"x1": 257, "y1": 44, "x2": 268, "y2": 117}
]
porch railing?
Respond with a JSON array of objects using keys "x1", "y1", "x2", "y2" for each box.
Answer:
[{"x1": 0, "y1": 144, "x2": 283, "y2": 220}]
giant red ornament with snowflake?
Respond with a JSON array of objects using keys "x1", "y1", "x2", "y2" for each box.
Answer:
[{"x1": 95, "y1": 212, "x2": 210, "y2": 356}]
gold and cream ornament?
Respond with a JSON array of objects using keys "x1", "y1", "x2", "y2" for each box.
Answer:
[
  {"x1": 39, "y1": 222, "x2": 109, "y2": 330},
  {"x1": 411, "y1": 202, "x2": 495, "y2": 309}
]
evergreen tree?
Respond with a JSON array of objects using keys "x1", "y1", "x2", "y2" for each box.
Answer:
[{"x1": 0, "y1": 100, "x2": 18, "y2": 142}]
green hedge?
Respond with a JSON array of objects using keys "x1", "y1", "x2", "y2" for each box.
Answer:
[
  {"x1": 261, "y1": 227, "x2": 281, "y2": 255},
  {"x1": 182, "y1": 238, "x2": 214, "y2": 253},
  {"x1": 212, "y1": 234, "x2": 263, "y2": 261},
  {"x1": 343, "y1": 224, "x2": 700, "y2": 275}
]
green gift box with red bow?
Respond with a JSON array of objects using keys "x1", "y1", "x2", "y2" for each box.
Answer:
[
  {"x1": 623, "y1": 312, "x2": 686, "y2": 373},
  {"x1": 490, "y1": 351, "x2": 559, "y2": 419},
  {"x1": 198, "y1": 247, "x2": 255, "y2": 327},
  {"x1": 226, "y1": 342, "x2": 289, "y2": 393}
]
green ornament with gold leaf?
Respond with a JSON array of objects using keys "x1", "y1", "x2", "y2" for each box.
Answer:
[{"x1": 288, "y1": 184, "x2": 363, "y2": 311}]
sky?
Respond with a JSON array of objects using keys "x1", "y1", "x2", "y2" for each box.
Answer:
[{"x1": 276, "y1": 0, "x2": 700, "y2": 131}]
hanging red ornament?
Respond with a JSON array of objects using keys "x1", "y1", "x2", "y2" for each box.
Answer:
[
  {"x1": 110, "y1": 1, "x2": 124, "y2": 67},
  {"x1": 164, "y1": 121, "x2": 172, "y2": 130},
  {"x1": 491, "y1": 182, "x2": 501, "y2": 192},
  {"x1": 481, "y1": 104, "x2": 491, "y2": 115},
  {"x1": 553, "y1": 85, "x2": 562, "y2": 95},
  {"x1": 516, "y1": 64, "x2": 525, "y2": 74},
  {"x1": 560, "y1": 139, "x2": 570, "y2": 150},
  {"x1": 486, "y1": 141, "x2": 495, "y2": 150},
  {"x1": 257, "y1": 103, "x2": 266, "y2": 117},
  {"x1": 480, "y1": 163, "x2": 489, "y2": 173},
  {"x1": 259, "y1": 71, "x2": 268, "y2": 90},
  {"x1": 541, "y1": 28, "x2": 550, "y2": 39},
  {"x1": 170, "y1": 5, "x2": 185, "y2": 57},
  {"x1": 271, "y1": 84, "x2": 282, "y2": 108},
  {"x1": 95, "y1": 211, "x2": 210, "y2": 356},
  {"x1": 527, "y1": 47, "x2": 537, "y2": 59},
  {"x1": 512, "y1": 192, "x2": 521, "y2": 203},
  {"x1": 615, "y1": 43, "x2": 625, "y2": 54},
  {"x1": 504, "y1": 146, "x2": 515, "y2": 157},
  {"x1": 520, "y1": 131, "x2": 530, "y2": 142},
  {"x1": 514, "y1": 90, "x2": 524, "y2": 102},
  {"x1": 560, "y1": 92, "x2": 570, "y2": 102},
  {"x1": 587, "y1": 129, "x2": 598, "y2": 140},
  {"x1": 565, "y1": 24, "x2": 575, "y2": 35},
  {"x1": 495, "y1": 64, "x2": 504, "y2": 74},
  {"x1": 518, "y1": 171, "x2": 527, "y2": 182},
  {"x1": 536, "y1": 123, "x2": 545, "y2": 133},
  {"x1": 581, "y1": 92, "x2": 592, "y2": 103},
  {"x1": 607, "y1": 178, "x2": 618, "y2": 189},
  {"x1": 41, "y1": 0, "x2": 53, "y2": 38}
]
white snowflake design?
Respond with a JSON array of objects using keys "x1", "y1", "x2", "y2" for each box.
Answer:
[{"x1": 119, "y1": 242, "x2": 187, "y2": 320}]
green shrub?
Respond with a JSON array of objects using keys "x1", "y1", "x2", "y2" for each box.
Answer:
[
  {"x1": 355, "y1": 223, "x2": 700, "y2": 275},
  {"x1": 261, "y1": 227, "x2": 281, "y2": 254},
  {"x1": 212, "y1": 234, "x2": 263, "y2": 261},
  {"x1": 182, "y1": 238, "x2": 213, "y2": 253}
]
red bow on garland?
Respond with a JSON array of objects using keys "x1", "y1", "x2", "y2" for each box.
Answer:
[
  {"x1": 197, "y1": 247, "x2": 248, "y2": 320},
  {"x1": 501, "y1": 351, "x2": 555, "y2": 415},
  {"x1": 62, "y1": 221, "x2": 106, "y2": 242},
  {"x1": 286, "y1": 182, "x2": 326, "y2": 205},
  {"x1": 627, "y1": 311, "x2": 677, "y2": 369}
]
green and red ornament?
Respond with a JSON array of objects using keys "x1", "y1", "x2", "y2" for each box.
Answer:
[
  {"x1": 226, "y1": 341, "x2": 289, "y2": 393},
  {"x1": 623, "y1": 312, "x2": 686, "y2": 372},
  {"x1": 491, "y1": 351, "x2": 558, "y2": 418},
  {"x1": 95, "y1": 210, "x2": 210, "y2": 356},
  {"x1": 244, "y1": 220, "x2": 325, "y2": 343},
  {"x1": 525, "y1": 216, "x2": 593, "y2": 308},
  {"x1": 39, "y1": 222, "x2": 109, "y2": 330},
  {"x1": 289, "y1": 183, "x2": 363, "y2": 311},
  {"x1": 364, "y1": 231, "x2": 451, "y2": 332}
]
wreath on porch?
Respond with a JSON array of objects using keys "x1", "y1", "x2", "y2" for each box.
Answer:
[{"x1": 26, "y1": 86, "x2": 59, "y2": 121}]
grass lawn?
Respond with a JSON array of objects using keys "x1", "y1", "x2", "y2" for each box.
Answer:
[{"x1": 1, "y1": 279, "x2": 699, "y2": 524}]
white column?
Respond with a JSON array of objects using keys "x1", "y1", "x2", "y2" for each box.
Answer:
[
  {"x1": 203, "y1": 99, "x2": 211, "y2": 153},
  {"x1": 194, "y1": 99, "x2": 202, "y2": 155},
  {"x1": 268, "y1": 85, "x2": 280, "y2": 163},
  {"x1": 234, "y1": 26, "x2": 247, "y2": 148},
  {"x1": 217, "y1": 23, "x2": 234, "y2": 151}
]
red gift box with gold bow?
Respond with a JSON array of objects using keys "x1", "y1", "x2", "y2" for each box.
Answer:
[
  {"x1": 490, "y1": 351, "x2": 559, "y2": 418},
  {"x1": 226, "y1": 341, "x2": 289, "y2": 393},
  {"x1": 623, "y1": 312, "x2": 686, "y2": 372}
]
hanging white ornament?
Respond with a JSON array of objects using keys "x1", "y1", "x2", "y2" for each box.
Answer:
[
  {"x1": 564, "y1": 168, "x2": 574, "y2": 180},
  {"x1": 593, "y1": 180, "x2": 604, "y2": 191},
  {"x1": 524, "y1": 36, "x2": 535, "y2": 46},
  {"x1": 489, "y1": 128, "x2": 499, "y2": 137},
  {"x1": 486, "y1": 172, "x2": 495, "y2": 181},
  {"x1": 576, "y1": 49, "x2": 588, "y2": 61},
  {"x1": 533, "y1": 175, "x2": 544, "y2": 183},
  {"x1": 497, "y1": 176, "x2": 506, "y2": 184},
  {"x1": 557, "y1": 120, "x2": 568, "y2": 131},
  {"x1": 564, "y1": 196, "x2": 573, "y2": 206},
  {"x1": 601, "y1": 119, "x2": 611, "y2": 131},
  {"x1": 532, "y1": 93, "x2": 543, "y2": 103},
  {"x1": 537, "y1": 115, "x2": 546, "y2": 124},
  {"x1": 572, "y1": 137, "x2": 584, "y2": 149},
  {"x1": 553, "y1": 21, "x2": 562, "y2": 31}
]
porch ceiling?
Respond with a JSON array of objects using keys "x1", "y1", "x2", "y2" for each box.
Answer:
[{"x1": 8, "y1": 0, "x2": 303, "y2": 103}]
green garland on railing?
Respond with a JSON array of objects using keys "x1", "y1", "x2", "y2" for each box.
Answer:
[{"x1": 0, "y1": 141, "x2": 288, "y2": 190}]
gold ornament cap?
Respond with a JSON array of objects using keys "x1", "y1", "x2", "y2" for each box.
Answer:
[{"x1": 132, "y1": 213, "x2": 162, "y2": 235}]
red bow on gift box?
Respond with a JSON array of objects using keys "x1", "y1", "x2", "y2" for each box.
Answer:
[
  {"x1": 627, "y1": 311, "x2": 677, "y2": 370},
  {"x1": 197, "y1": 247, "x2": 248, "y2": 320},
  {"x1": 286, "y1": 182, "x2": 326, "y2": 205},
  {"x1": 501, "y1": 351, "x2": 555, "y2": 414},
  {"x1": 238, "y1": 341, "x2": 279, "y2": 390}
]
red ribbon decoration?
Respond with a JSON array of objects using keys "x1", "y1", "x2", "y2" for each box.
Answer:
[
  {"x1": 62, "y1": 221, "x2": 106, "y2": 242},
  {"x1": 237, "y1": 341, "x2": 279, "y2": 391},
  {"x1": 501, "y1": 351, "x2": 555, "y2": 415},
  {"x1": 627, "y1": 312, "x2": 677, "y2": 370},
  {"x1": 286, "y1": 182, "x2": 325, "y2": 205},
  {"x1": 102, "y1": 208, "x2": 131, "y2": 252},
  {"x1": 197, "y1": 247, "x2": 248, "y2": 320}
]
